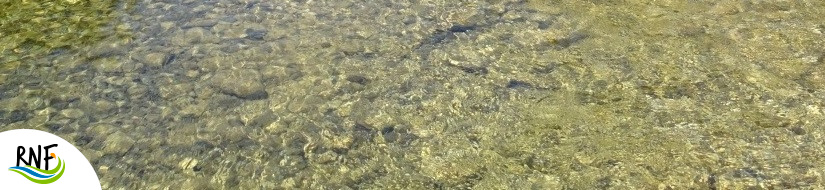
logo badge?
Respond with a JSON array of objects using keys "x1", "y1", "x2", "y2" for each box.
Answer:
[
  {"x1": 9, "y1": 144, "x2": 66, "y2": 184},
  {"x1": 0, "y1": 129, "x2": 101, "y2": 189}
]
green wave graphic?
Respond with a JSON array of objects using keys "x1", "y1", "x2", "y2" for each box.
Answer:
[
  {"x1": 24, "y1": 156, "x2": 62, "y2": 174},
  {"x1": 8, "y1": 157, "x2": 66, "y2": 184}
]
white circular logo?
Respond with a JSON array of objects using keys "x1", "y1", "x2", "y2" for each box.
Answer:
[{"x1": 0, "y1": 129, "x2": 101, "y2": 189}]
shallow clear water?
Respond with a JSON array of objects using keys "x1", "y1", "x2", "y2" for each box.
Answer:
[{"x1": 2, "y1": 0, "x2": 825, "y2": 189}]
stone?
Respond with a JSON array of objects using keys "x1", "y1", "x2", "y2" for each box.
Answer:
[
  {"x1": 345, "y1": 75, "x2": 370, "y2": 85},
  {"x1": 180, "y1": 104, "x2": 206, "y2": 117},
  {"x1": 182, "y1": 19, "x2": 218, "y2": 29},
  {"x1": 102, "y1": 131, "x2": 134, "y2": 155},
  {"x1": 98, "y1": 165, "x2": 109, "y2": 175},
  {"x1": 806, "y1": 70, "x2": 824, "y2": 90},
  {"x1": 200, "y1": 29, "x2": 220, "y2": 44},
  {"x1": 104, "y1": 76, "x2": 127, "y2": 86},
  {"x1": 182, "y1": 27, "x2": 218, "y2": 44},
  {"x1": 60, "y1": 108, "x2": 85, "y2": 119},
  {"x1": 313, "y1": 151, "x2": 337, "y2": 164},
  {"x1": 200, "y1": 56, "x2": 244, "y2": 72},
  {"x1": 25, "y1": 97, "x2": 45, "y2": 110},
  {"x1": 287, "y1": 95, "x2": 322, "y2": 113},
  {"x1": 259, "y1": 65, "x2": 284, "y2": 82},
  {"x1": 93, "y1": 100, "x2": 116, "y2": 114},
  {"x1": 244, "y1": 110, "x2": 279, "y2": 128},
  {"x1": 244, "y1": 28, "x2": 267, "y2": 40},
  {"x1": 186, "y1": 70, "x2": 199, "y2": 78},
  {"x1": 265, "y1": 121, "x2": 285, "y2": 133},
  {"x1": 87, "y1": 43, "x2": 125, "y2": 59},
  {"x1": 87, "y1": 123, "x2": 115, "y2": 137},
  {"x1": 127, "y1": 84, "x2": 150, "y2": 100},
  {"x1": 171, "y1": 27, "x2": 207, "y2": 46},
  {"x1": 209, "y1": 69, "x2": 268, "y2": 100},
  {"x1": 160, "y1": 83, "x2": 193, "y2": 99},
  {"x1": 94, "y1": 58, "x2": 122, "y2": 73},
  {"x1": 120, "y1": 61, "x2": 142, "y2": 73},
  {"x1": 5, "y1": 110, "x2": 30, "y2": 123},
  {"x1": 141, "y1": 53, "x2": 167, "y2": 68},
  {"x1": 178, "y1": 157, "x2": 199, "y2": 171},
  {"x1": 419, "y1": 138, "x2": 485, "y2": 185},
  {"x1": 35, "y1": 107, "x2": 56, "y2": 117}
]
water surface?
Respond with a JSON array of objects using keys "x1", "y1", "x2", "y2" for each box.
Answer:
[{"x1": 2, "y1": 0, "x2": 824, "y2": 189}]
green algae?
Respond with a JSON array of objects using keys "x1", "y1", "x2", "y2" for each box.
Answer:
[{"x1": 0, "y1": 0, "x2": 134, "y2": 65}]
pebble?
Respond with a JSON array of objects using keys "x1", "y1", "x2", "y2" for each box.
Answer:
[
  {"x1": 245, "y1": 110, "x2": 279, "y2": 128},
  {"x1": 60, "y1": 108, "x2": 85, "y2": 119},
  {"x1": 25, "y1": 97, "x2": 45, "y2": 110},
  {"x1": 160, "y1": 84, "x2": 193, "y2": 99},
  {"x1": 87, "y1": 123, "x2": 115, "y2": 137},
  {"x1": 178, "y1": 157, "x2": 199, "y2": 171},
  {"x1": 120, "y1": 61, "x2": 142, "y2": 73},
  {"x1": 98, "y1": 165, "x2": 109, "y2": 175},
  {"x1": 3, "y1": 110, "x2": 30, "y2": 123},
  {"x1": 172, "y1": 27, "x2": 205, "y2": 46},
  {"x1": 244, "y1": 28, "x2": 267, "y2": 40},
  {"x1": 313, "y1": 151, "x2": 337, "y2": 164},
  {"x1": 102, "y1": 131, "x2": 134, "y2": 155},
  {"x1": 127, "y1": 84, "x2": 150, "y2": 100},
  {"x1": 140, "y1": 53, "x2": 167, "y2": 68},
  {"x1": 209, "y1": 69, "x2": 268, "y2": 100},
  {"x1": 259, "y1": 65, "x2": 284, "y2": 82},
  {"x1": 86, "y1": 43, "x2": 125, "y2": 59},
  {"x1": 94, "y1": 58, "x2": 122, "y2": 73},
  {"x1": 182, "y1": 19, "x2": 218, "y2": 29},
  {"x1": 93, "y1": 100, "x2": 116, "y2": 114},
  {"x1": 265, "y1": 121, "x2": 285, "y2": 133},
  {"x1": 806, "y1": 70, "x2": 824, "y2": 89}
]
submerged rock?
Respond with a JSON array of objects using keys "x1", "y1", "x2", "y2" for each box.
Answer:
[
  {"x1": 60, "y1": 108, "x2": 85, "y2": 119},
  {"x1": 209, "y1": 69, "x2": 268, "y2": 100}
]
